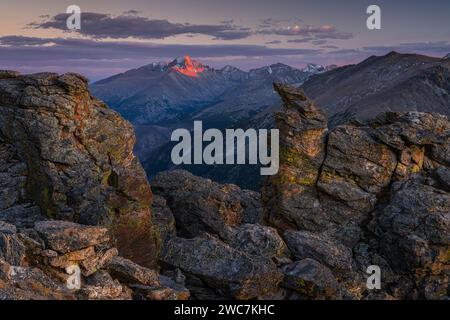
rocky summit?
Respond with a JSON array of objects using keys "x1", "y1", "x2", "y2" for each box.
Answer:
[
  {"x1": 0, "y1": 71, "x2": 449, "y2": 300},
  {"x1": 263, "y1": 83, "x2": 449, "y2": 299}
]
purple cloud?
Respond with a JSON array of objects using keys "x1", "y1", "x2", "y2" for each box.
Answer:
[
  {"x1": 29, "y1": 12, "x2": 252, "y2": 40},
  {"x1": 258, "y1": 23, "x2": 353, "y2": 41},
  {"x1": 0, "y1": 36, "x2": 322, "y2": 80}
]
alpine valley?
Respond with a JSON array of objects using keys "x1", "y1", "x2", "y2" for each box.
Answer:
[{"x1": 91, "y1": 52, "x2": 450, "y2": 190}]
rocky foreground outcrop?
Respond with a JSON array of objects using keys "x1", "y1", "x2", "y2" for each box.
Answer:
[
  {"x1": 0, "y1": 71, "x2": 157, "y2": 267},
  {"x1": 0, "y1": 220, "x2": 187, "y2": 299},
  {"x1": 262, "y1": 83, "x2": 449, "y2": 299},
  {"x1": 0, "y1": 71, "x2": 448, "y2": 300}
]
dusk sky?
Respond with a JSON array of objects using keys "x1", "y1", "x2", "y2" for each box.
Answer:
[{"x1": 1, "y1": 0, "x2": 450, "y2": 80}]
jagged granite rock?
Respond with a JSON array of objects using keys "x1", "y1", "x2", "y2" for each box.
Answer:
[
  {"x1": 263, "y1": 83, "x2": 450, "y2": 299},
  {"x1": 0, "y1": 71, "x2": 157, "y2": 267},
  {"x1": 160, "y1": 233, "x2": 283, "y2": 299},
  {"x1": 263, "y1": 83, "x2": 328, "y2": 232},
  {"x1": 152, "y1": 170, "x2": 263, "y2": 238}
]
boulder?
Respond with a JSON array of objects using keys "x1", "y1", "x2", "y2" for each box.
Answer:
[
  {"x1": 107, "y1": 256, "x2": 160, "y2": 286},
  {"x1": 78, "y1": 270, "x2": 132, "y2": 300},
  {"x1": 160, "y1": 234, "x2": 282, "y2": 299},
  {"x1": 222, "y1": 224, "x2": 290, "y2": 263},
  {"x1": 263, "y1": 84, "x2": 328, "y2": 231},
  {"x1": 34, "y1": 220, "x2": 109, "y2": 254},
  {"x1": 152, "y1": 170, "x2": 263, "y2": 238},
  {"x1": 281, "y1": 258, "x2": 340, "y2": 299},
  {"x1": 283, "y1": 230, "x2": 353, "y2": 275},
  {"x1": 130, "y1": 275, "x2": 190, "y2": 300}
]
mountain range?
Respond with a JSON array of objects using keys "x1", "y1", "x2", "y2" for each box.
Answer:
[
  {"x1": 91, "y1": 52, "x2": 450, "y2": 189},
  {"x1": 91, "y1": 55, "x2": 333, "y2": 126}
]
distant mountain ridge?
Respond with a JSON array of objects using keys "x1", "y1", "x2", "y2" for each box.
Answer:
[
  {"x1": 91, "y1": 55, "x2": 332, "y2": 125},
  {"x1": 91, "y1": 52, "x2": 450, "y2": 190},
  {"x1": 301, "y1": 51, "x2": 450, "y2": 126}
]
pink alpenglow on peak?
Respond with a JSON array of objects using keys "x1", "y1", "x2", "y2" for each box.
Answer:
[{"x1": 172, "y1": 55, "x2": 206, "y2": 77}]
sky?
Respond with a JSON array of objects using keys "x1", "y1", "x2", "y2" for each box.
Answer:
[{"x1": 1, "y1": 0, "x2": 450, "y2": 81}]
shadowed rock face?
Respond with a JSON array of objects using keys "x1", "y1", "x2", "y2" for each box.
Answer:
[
  {"x1": 0, "y1": 71, "x2": 156, "y2": 267},
  {"x1": 152, "y1": 170, "x2": 263, "y2": 238},
  {"x1": 263, "y1": 83, "x2": 450, "y2": 299}
]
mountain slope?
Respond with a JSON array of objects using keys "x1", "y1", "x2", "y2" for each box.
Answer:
[{"x1": 301, "y1": 51, "x2": 450, "y2": 125}]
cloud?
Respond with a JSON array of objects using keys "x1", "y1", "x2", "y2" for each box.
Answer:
[
  {"x1": 258, "y1": 23, "x2": 353, "y2": 41},
  {"x1": 0, "y1": 36, "x2": 55, "y2": 46},
  {"x1": 327, "y1": 42, "x2": 450, "y2": 57},
  {"x1": 123, "y1": 10, "x2": 141, "y2": 15},
  {"x1": 29, "y1": 12, "x2": 252, "y2": 40},
  {"x1": 258, "y1": 17, "x2": 303, "y2": 28},
  {"x1": 287, "y1": 38, "x2": 315, "y2": 44},
  {"x1": 312, "y1": 40, "x2": 328, "y2": 46},
  {"x1": 0, "y1": 36, "x2": 322, "y2": 80},
  {"x1": 0, "y1": 36, "x2": 320, "y2": 57},
  {"x1": 362, "y1": 41, "x2": 450, "y2": 55},
  {"x1": 265, "y1": 40, "x2": 282, "y2": 45},
  {"x1": 321, "y1": 45, "x2": 339, "y2": 49}
]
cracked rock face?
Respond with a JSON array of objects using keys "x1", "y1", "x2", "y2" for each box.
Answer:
[
  {"x1": 152, "y1": 170, "x2": 263, "y2": 238},
  {"x1": 263, "y1": 83, "x2": 450, "y2": 299},
  {"x1": 160, "y1": 233, "x2": 283, "y2": 300},
  {"x1": 0, "y1": 72, "x2": 156, "y2": 267}
]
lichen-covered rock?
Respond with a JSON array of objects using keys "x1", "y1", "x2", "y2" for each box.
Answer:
[
  {"x1": 263, "y1": 84, "x2": 328, "y2": 231},
  {"x1": 34, "y1": 221, "x2": 109, "y2": 254},
  {"x1": 152, "y1": 170, "x2": 263, "y2": 238},
  {"x1": 160, "y1": 234, "x2": 282, "y2": 299},
  {"x1": 0, "y1": 72, "x2": 156, "y2": 267},
  {"x1": 0, "y1": 258, "x2": 76, "y2": 300},
  {"x1": 0, "y1": 228, "x2": 29, "y2": 266},
  {"x1": 0, "y1": 219, "x2": 187, "y2": 300},
  {"x1": 263, "y1": 83, "x2": 450, "y2": 300}
]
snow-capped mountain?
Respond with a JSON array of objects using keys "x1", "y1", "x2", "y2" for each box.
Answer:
[
  {"x1": 90, "y1": 55, "x2": 337, "y2": 185},
  {"x1": 91, "y1": 56, "x2": 324, "y2": 125},
  {"x1": 301, "y1": 63, "x2": 337, "y2": 74}
]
